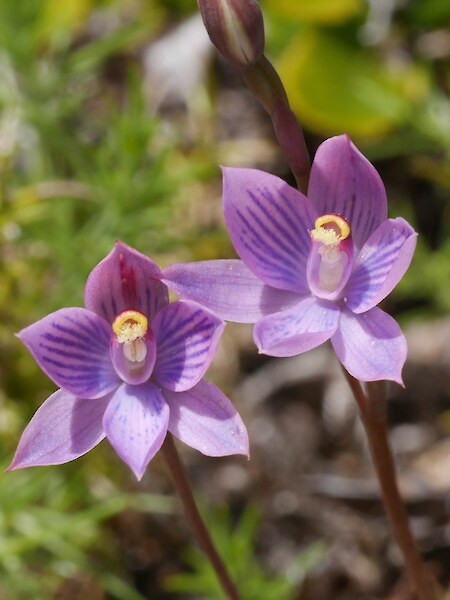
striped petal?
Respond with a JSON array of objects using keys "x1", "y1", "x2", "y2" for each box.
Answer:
[
  {"x1": 223, "y1": 167, "x2": 317, "y2": 293},
  {"x1": 84, "y1": 241, "x2": 168, "y2": 323},
  {"x1": 331, "y1": 307, "x2": 407, "y2": 384},
  {"x1": 254, "y1": 296, "x2": 340, "y2": 357},
  {"x1": 18, "y1": 308, "x2": 120, "y2": 399},
  {"x1": 308, "y1": 135, "x2": 387, "y2": 249},
  {"x1": 160, "y1": 259, "x2": 302, "y2": 323},
  {"x1": 103, "y1": 382, "x2": 169, "y2": 480},
  {"x1": 164, "y1": 379, "x2": 249, "y2": 457},
  {"x1": 152, "y1": 301, "x2": 224, "y2": 392},
  {"x1": 345, "y1": 218, "x2": 417, "y2": 313},
  {"x1": 7, "y1": 389, "x2": 110, "y2": 470}
]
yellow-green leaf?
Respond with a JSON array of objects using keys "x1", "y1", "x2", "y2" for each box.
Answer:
[
  {"x1": 264, "y1": 0, "x2": 364, "y2": 24},
  {"x1": 277, "y1": 31, "x2": 430, "y2": 139}
]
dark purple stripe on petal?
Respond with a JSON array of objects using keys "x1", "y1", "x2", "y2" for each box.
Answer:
[
  {"x1": 223, "y1": 167, "x2": 316, "y2": 293},
  {"x1": 153, "y1": 300, "x2": 224, "y2": 392},
  {"x1": 41, "y1": 332, "x2": 94, "y2": 353},
  {"x1": 278, "y1": 193, "x2": 311, "y2": 255},
  {"x1": 248, "y1": 191, "x2": 303, "y2": 256},
  {"x1": 158, "y1": 307, "x2": 205, "y2": 342},
  {"x1": 346, "y1": 218, "x2": 416, "y2": 313},
  {"x1": 18, "y1": 307, "x2": 120, "y2": 399},
  {"x1": 102, "y1": 382, "x2": 169, "y2": 480},
  {"x1": 51, "y1": 322, "x2": 99, "y2": 349},
  {"x1": 38, "y1": 343, "x2": 104, "y2": 363},
  {"x1": 236, "y1": 237, "x2": 298, "y2": 284},
  {"x1": 159, "y1": 323, "x2": 215, "y2": 353},
  {"x1": 65, "y1": 315, "x2": 110, "y2": 346},
  {"x1": 237, "y1": 206, "x2": 298, "y2": 270}
]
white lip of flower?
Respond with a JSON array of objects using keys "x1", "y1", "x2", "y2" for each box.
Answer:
[
  {"x1": 112, "y1": 310, "x2": 148, "y2": 363},
  {"x1": 309, "y1": 214, "x2": 351, "y2": 293}
]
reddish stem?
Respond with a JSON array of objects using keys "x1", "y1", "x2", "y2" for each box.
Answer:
[
  {"x1": 161, "y1": 434, "x2": 241, "y2": 600},
  {"x1": 241, "y1": 56, "x2": 311, "y2": 193},
  {"x1": 341, "y1": 369, "x2": 439, "y2": 600}
]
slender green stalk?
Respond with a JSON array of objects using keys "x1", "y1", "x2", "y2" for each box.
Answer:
[
  {"x1": 161, "y1": 434, "x2": 241, "y2": 600},
  {"x1": 341, "y1": 369, "x2": 439, "y2": 600}
]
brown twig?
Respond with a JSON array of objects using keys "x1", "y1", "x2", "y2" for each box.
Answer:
[
  {"x1": 161, "y1": 434, "x2": 241, "y2": 600},
  {"x1": 341, "y1": 368, "x2": 439, "y2": 600}
]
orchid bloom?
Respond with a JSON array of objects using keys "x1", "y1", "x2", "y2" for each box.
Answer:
[
  {"x1": 160, "y1": 135, "x2": 417, "y2": 384},
  {"x1": 9, "y1": 242, "x2": 248, "y2": 480}
]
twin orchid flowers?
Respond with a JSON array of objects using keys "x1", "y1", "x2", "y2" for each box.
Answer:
[{"x1": 9, "y1": 135, "x2": 416, "y2": 479}]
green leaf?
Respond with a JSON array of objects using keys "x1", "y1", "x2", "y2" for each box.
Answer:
[
  {"x1": 277, "y1": 30, "x2": 430, "y2": 138},
  {"x1": 263, "y1": 0, "x2": 364, "y2": 24},
  {"x1": 407, "y1": 0, "x2": 450, "y2": 27}
]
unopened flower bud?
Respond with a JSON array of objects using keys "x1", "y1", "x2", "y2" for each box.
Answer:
[{"x1": 198, "y1": 0, "x2": 265, "y2": 68}]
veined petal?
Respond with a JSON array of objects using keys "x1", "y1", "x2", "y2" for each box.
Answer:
[
  {"x1": 223, "y1": 167, "x2": 317, "y2": 293},
  {"x1": 18, "y1": 308, "x2": 120, "y2": 399},
  {"x1": 160, "y1": 260, "x2": 301, "y2": 323},
  {"x1": 153, "y1": 301, "x2": 224, "y2": 392},
  {"x1": 308, "y1": 135, "x2": 387, "y2": 249},
  {"x1": 164, "y1": 379, "x2": 249, "y2": 457},
  {"x1": 254, "y1": 296, "x2": 340, "y2": 357},
  {"x1": 7, "y1": 389, "x2": 109, "y2": 470},
  {"x1": 84, "y1": 241, "x2": 168, "y2": 323},
  {"x1": 331, "y1": 307, "x2": 407, "y2": 384},
  {"x1": 110, "y1": 330, "x2": 157, "y2": 385},
  {"x1": 346, "y1": 218, "x2": 417, "y2": 313},
  {"x1": 103, "y1": 382, "x2": 169, "y2": 480}
]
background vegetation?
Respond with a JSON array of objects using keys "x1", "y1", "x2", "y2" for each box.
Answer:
[{"x1": 0, "y1": 0, "x2": 448, "y2": 598}]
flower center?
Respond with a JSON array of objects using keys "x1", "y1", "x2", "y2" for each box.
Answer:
[
  {"x1": 308, "y1": 213, "x2": 353, "y2": 297},
  {"x1": 112, "y1": 310, "x2": 148, "y2": 363},
  {"x1": 310, "y1": 213, "x2": 350, "y2": 246}
]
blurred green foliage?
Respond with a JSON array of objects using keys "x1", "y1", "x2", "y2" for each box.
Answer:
[
  {"x1": 1, "y1": 464, "x2": 174, "y2": 600},
  {"x1": 0, "y1": 0, "x2": 449, "y2": 597},
  {"x1": 166, "y1": 506, "x2": 326, "y2": 599}
]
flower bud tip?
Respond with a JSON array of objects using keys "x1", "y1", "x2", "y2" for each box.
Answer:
[{"x1": 198, "y1": 0, "x2": 265, "y2": 68}]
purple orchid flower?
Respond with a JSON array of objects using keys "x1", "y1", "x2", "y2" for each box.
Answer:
[
  {"x1": 9, "y1": 242, "x2": 248, "y2": 480},
  {"x1": 160, "y1": 135, "x2": 417, "y2": 384}
]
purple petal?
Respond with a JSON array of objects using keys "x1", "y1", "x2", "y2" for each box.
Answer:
[
  {"x1": 345, "y1": 218, "x2": 417, "y2": 313},
  {"x1": 8, "y1": 389, "x2": 110, "y2": 470},
  {"x1": 103, "y1": 382, "x2": 169, "y2": 480},
  {"x1": 18, "y1": 308, "x2": 120, "y2": 399},
  {"x1": 110, "y1": 330, "x2": 157, "y2": 385},
  {"x1": 223, "y1": 167, "x2": 317, "y2": 293},
  {"x1": 84, "y1": 241, "x2": 168, "y2": 323},
  {"x1": 153, "y1": 301, "x2": 224, "y2": 392},
  {"x1": 254, "y1": 296, "x2": 340, "y2": 357},
  {"x1": 331, "y1": 307, "x2": 407, "y2": 384},
  {"x1": 308, "y1": 135, "x2": 387, "y2": 249},
  {"x1": 160, "y1": 260, "x2": 302, "y2": 323},
  {"x1": 164, "y1": 379, "x2": 249, "y2": 457}
]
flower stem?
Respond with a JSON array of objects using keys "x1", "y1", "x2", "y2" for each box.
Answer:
[
  {"x1": 341, "y1": 369, "x2": 439, "y2": 600},
  {"x1": 161, "y1": 434, "x2": 241, "y2": 600},
  {"x1": 241, "y1": 56, "x2": 311, "y2": 193}
]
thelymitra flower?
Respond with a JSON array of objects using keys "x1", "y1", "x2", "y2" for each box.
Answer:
[
  {"x1": 9, "y1": 242, "x2": 248, "y2": 479},
  {"x1": 161, "y1": 135, "x2": 417, "y2": 383}
]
